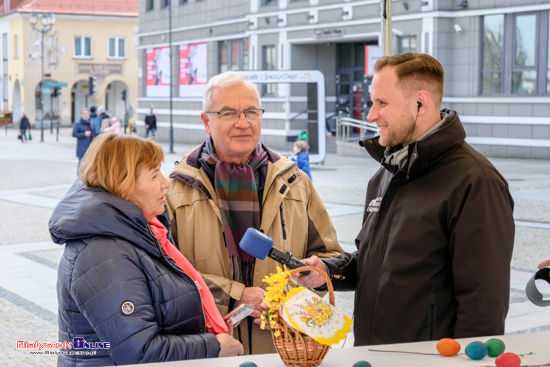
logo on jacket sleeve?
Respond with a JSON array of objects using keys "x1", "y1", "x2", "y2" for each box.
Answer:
[
  {"x1": 367, "y1": 197, "x2": 382, "y2": 212},
  {"x1": 121, "y1": 301, "x2": 135, "y2": 315}
]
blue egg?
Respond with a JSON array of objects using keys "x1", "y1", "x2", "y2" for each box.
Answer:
[
  {"x1": 239, "y1": 362, "x2": 257, "y2": 367},
  {"x1": 465, "y1": 341, "x2": 488, "y2": 360},
  {"x1": 353, "y1": 361, "x2": 373, "y2": 367}
]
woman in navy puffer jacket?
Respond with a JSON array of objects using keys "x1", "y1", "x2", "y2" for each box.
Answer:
[{"x1": 50, "y1": 134, "x2": 242, "y2": 366}]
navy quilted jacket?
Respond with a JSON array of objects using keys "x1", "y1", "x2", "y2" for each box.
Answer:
[{"x1": 50, "y1": 181, "x2": 220, "y2": 366}]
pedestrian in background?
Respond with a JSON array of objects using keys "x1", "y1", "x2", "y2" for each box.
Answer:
[
  {"x1": 98, "y1": 106, "x2": 110, "y2": 131},
  {"x1": 145, "y1": 108, "x2": 157, "y2": 137},
  {"x1": 102, "y1": 116, "x2": 122, "y2": 135},
  {"x1": 19, "y1": 113, "x2": 31, "y2": 144},
  {"x1": 72, "y1": 108, "x2": 95, "y2": 174},
  {"x1": 89, "y1": 106, "x2": 102, "y2": 134},
  {"x1": 290, "y1": 139, "x2": 312, "y2": 180}
]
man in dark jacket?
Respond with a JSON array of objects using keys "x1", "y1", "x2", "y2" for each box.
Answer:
[
  {"x1": 145, "y1": 108, "x2": 157, "y2": 137},
  {"x1": 19, "y1": 113, "x2": 31, "y2": 143},
  {"x1": 72, "y1": 108, "x2": 94, "y2": 174},
  {"x1": 298, "y1": 53, "x2": 515, "y2": 346}
]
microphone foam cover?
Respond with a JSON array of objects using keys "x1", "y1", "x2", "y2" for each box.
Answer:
[{"x1": 239, "y1": 228, "x2": 273, "y2": 260}]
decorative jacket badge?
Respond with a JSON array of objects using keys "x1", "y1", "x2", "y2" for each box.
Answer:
[{"x1": 121, "y1": 301, "x2": 135, "y2": 315}]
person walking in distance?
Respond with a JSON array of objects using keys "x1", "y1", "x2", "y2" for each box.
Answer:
[
  {"x1": 72, "y1": 108, "x2": 95, "y2": 175},
  {"x1": 19, "y1": 113, "x2": 31, "y2": 144},
  {"x1": 145, "y1": 108, "x2": 157, "y2": 137}
]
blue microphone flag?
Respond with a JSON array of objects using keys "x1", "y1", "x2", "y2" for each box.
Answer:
[{"x1": 239, "y1": 228, "x2": 273, "y2": 260}]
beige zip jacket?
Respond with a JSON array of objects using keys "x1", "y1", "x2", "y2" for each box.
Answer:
[{"x1": 166, "y1": 142, "x2": 344, "y2": 355}]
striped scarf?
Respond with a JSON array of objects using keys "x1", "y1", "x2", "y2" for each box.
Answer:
[{"x1": 201, "y1": 138, "x2": 268, "y2": 286}]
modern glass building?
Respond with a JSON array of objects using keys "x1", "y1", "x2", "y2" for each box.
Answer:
[{"x1": 137, "y1": 0, "x2": 550, "y2": 159}]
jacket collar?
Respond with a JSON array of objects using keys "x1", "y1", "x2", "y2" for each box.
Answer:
[
  {"x1": 185, "y1": 140, "x2": 281, "y2": 169},
  {"x1": 360, "y1": 109, "x2": 466, "y2": 179}
]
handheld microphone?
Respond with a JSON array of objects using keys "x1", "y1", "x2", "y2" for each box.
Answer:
[{"x1": 239, "y1": 228, "x2": 310, "y2": 275}]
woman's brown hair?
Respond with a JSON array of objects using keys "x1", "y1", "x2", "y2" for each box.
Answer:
[{"x1": 79, "y1": 133, "x2": 164, "y2": 201}]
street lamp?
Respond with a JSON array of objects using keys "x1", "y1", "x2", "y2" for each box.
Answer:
[
  {"x1": 30, "y1": 11, "x2": 56, "y2": 143},
  {"x1": 168, "y1": 0, "x2": 175, "y2": 154}
]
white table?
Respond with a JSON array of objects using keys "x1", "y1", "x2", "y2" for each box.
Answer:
[{"x1": 133, "y1": 331, "x2": 550, "y2": 367}]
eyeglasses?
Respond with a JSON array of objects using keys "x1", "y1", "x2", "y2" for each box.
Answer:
[{"x1": 205, "y1": 109, "x2": 265, "y2": 123}]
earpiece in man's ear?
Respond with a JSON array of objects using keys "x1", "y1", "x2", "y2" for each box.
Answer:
[{"x1": 417, "y1": 102, "x2": 422, "y2": 110}]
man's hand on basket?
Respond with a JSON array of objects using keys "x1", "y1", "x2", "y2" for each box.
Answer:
[
  {"x1": 239, "y1": 286, "x2": 266, "y2": 321},
  {"x1": 294, "y1": 255, "x2": 328, "y2": 289}
]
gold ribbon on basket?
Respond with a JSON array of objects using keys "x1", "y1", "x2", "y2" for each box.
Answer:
[{"x1": 260, "y1": 266, "x2": 352, "y2": 367}]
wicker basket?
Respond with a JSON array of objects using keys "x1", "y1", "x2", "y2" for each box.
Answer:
[{"x1": 271, "y1": 266, "x2": 335, "y2": 367}]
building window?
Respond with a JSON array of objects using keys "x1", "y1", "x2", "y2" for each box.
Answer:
[
  {"x1": 481, "y1": 11, "x2": 550, "y2": 95},
  {"x1": 180, "y1": 0, "x2": 188, "y2": 4},
  {"x1": 2, "y1": 33, "x2": 7, "y2": 61},
  {"x1": 219, "y1": 39, "x2": 249, "y2": 73},
  {"x1": 481, "y1": 14, "x2": 504, "y2": 94},
  {"x1": 512, "y1": 13, "x2": 536, "y2": 94},
  {"x1": 264, "y1": 0, "x2": 277, "y2": 5},
  {"x1": 262, "y1": 45, "x2": 277, "y2": 96},
  {"x1": 146, "y1": 0, "x2": 154, "y2": 11},
  {"x1": 161, "y1": 0, "x2": 169, "y2": 8},
  {"x1": 109, "y1": 37, "x2": 126, "y2": 58},
  {"x1": 547, "y1": 18, "x2": 550, "y2": 94},
  {"x1": 397, "y1": 35, "x2": 417, "y2": 53},
  {"x1": 14, "y1": 35, "x2": 18, "y2": 58},
  {"x1": 74, "y1": 36, "x2": 92, "y2": 58}
]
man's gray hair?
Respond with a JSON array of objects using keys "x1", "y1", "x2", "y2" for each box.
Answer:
[{"x1": 202, "y1": 71, "x2": 260, "y2": 111}]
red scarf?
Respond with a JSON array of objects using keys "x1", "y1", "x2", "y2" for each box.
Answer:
[{"x1": 148, "y1": 217, "x2": 227, "y2": 335}]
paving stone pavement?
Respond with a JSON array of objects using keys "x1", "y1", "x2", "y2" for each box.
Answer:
[{"x1": 1, "y1": 126, "x2": 549, "y2": 365}]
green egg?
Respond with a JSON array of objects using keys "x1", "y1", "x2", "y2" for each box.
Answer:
[
  {"x1": 239, "y1": 362, "x2": 258, "y2": 367},
  {"x1": 485, "y1": 338, "x2": 506, "y2": 357},
  {"x1": 465, "y1": 341, "x2": 488, "y2": 360}
]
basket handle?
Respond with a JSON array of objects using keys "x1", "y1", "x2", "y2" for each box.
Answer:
[{"x1": 289, "y1": 266, "x2": 335, "y2": 306}]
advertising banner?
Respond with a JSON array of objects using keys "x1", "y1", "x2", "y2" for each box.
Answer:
[
  {"x1": 179, "y1": 43, "x2": 207, "y2": 97},
  {"x1": 146, "y1": 47, "x2": 171, "y2": 97}
]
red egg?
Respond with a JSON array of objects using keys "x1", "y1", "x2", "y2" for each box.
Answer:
[{"x1": 495, "y1": 352, "x2": 521, "y2": 367}]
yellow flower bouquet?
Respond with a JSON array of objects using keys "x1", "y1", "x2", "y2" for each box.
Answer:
[{"x1": 260, "y1": 265, "x2": 352, "y2": 367}]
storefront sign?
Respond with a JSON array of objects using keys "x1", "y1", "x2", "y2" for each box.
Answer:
[
  {"x1": 78, "y1": 63, "x2": 122, "y2": 79},
  {"x1": 314, "y1": 28, "x2": 344, "y2": 38}
]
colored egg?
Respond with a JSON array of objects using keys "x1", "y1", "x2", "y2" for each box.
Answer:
[
  {"x1": 465, "y1": 341, "x2": 488, "y2": 360},
  {"x1": 485, "y1": 338, "x2": 506, "y2": 357},
  {"x1": 436, "y1": 338, "x2": 461, "y2": 356},
  {"x1": 495, "y1": 352, "x2": 521, "y2": 367},
  {"x1": 352, "y1": 362, "x2": 372, "y2": 367},
  {"x1": 239, "y1": 362, "x2": 258, "y2": 367}
]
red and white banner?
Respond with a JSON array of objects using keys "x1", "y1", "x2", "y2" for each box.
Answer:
[
  {"x1": 179, "y1": 43, "x2": 207, "y2": 97},
  {"x1": 146, "y1": 47, "x2": 171, "y2": 97}
]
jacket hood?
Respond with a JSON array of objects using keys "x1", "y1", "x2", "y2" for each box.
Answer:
[{"x1": 49, "y1": 181, "x2": 159, "y2": 254}]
